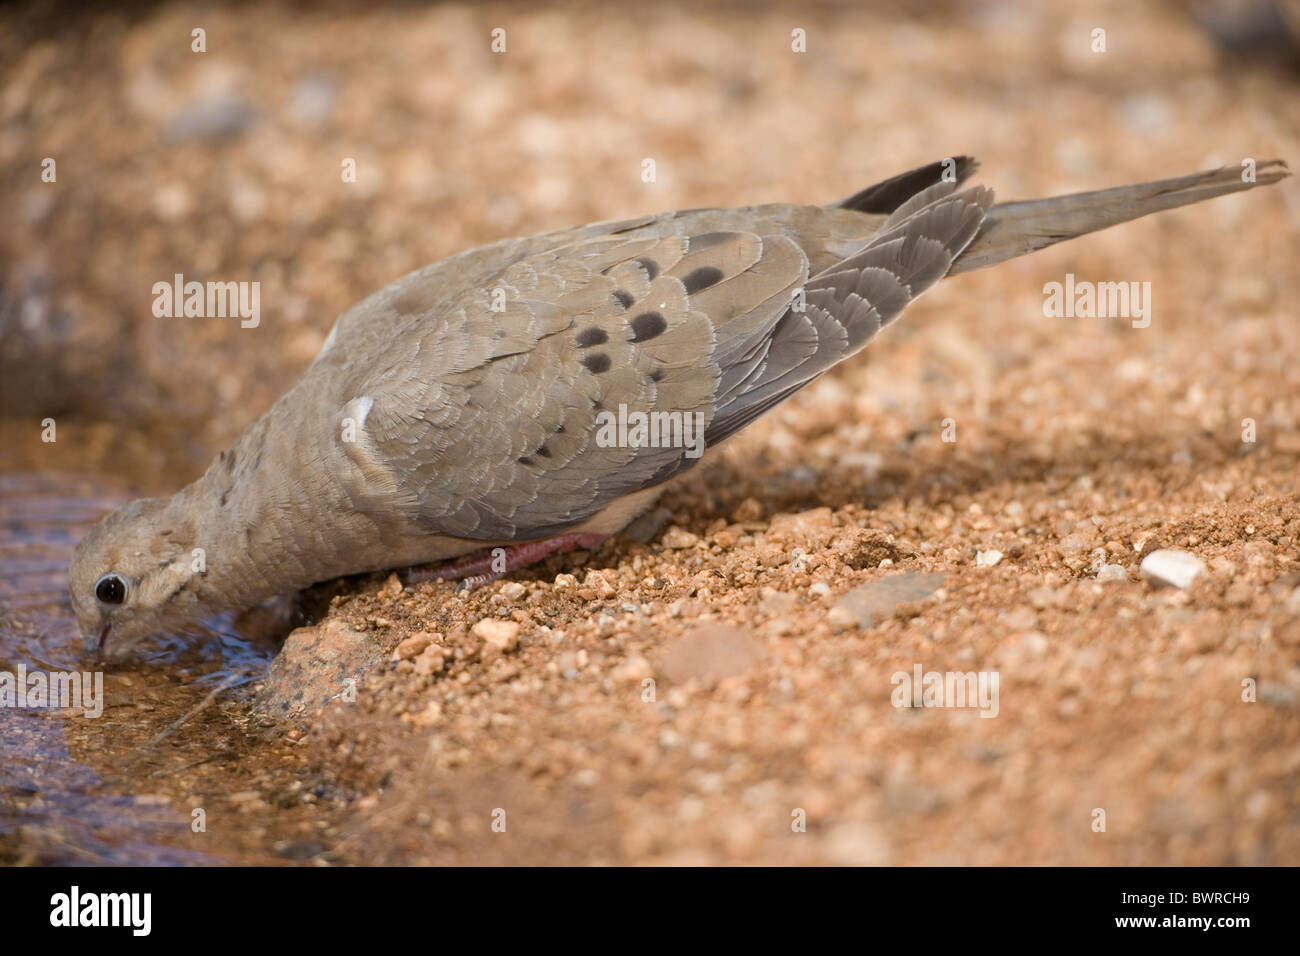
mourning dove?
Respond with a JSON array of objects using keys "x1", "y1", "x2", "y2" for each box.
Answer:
[{"x1": 69, "y1": 157, "x2": 1289, "y2": 658}]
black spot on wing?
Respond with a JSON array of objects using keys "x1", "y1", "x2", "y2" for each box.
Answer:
[
  {"x1": 576, "y1": 327, "x2": 609, "y2": 347},
  {"x1": 636, "y1": 257, "x2": 660, "y2": 280},
  {"x1": 630, "y1": 311, "x2": 667, "y2": 342},
  {"x1": 682, "y1": 266, "x2": 724, "y2": 294},
  {"x1": 582, "y1": 352, "x2": 612, "y2": 374},
  {"x1": 612, "y1": 290, "x2": 634, "y2": 309}
]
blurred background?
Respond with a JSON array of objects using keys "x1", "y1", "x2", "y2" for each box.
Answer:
[{"x1": 2, "y1": 0, "x2": 1298, "y2": 865}]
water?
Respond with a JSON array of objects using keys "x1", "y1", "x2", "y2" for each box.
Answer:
[{"x1": 0, "y1": 472, "x2": 277, "y2": 864}]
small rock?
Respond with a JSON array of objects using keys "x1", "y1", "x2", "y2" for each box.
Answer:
[
  {"x1": 499, "y1": 581, "x2": 527, "y2": 602},
  {"x1": 661, "y1": 624, "x2": 761, "y2": 686},
  {"x1": 611, "y1": 654, "x2": 653, "y2": 684},
  {"x1": 833, "y1": 572, "x2": 945, "y2": 629},
  {"x1": 827, "y1": 606, "x2": 856, "y2": 633},
  {"x1": 162, "y1": 91, "x2": 257, "y2": 143},
  {"x1": 392, "y1": 631, "x2": 434, "y2": 661},
  {"x1": 1019, "y1": 631, "x2": 1050, "y2": 657},
  {"x1": 583, "y1": 569, "x2": 617, "y2": 598},
  {"x1": 833, "y1": 527, "x2": 903, "y2": 569},
  {"x1": 660, "y1": 526, "x2": 700, "y2": 549},
  {"x1": 253, "y1": 618, "x2": 383, "y2": 720},
  {"x1": 414, "y1": 645, "x2": 446, "y2": 677},
  {"x1": 1002, "y1": 606, "x2": 1038, "y2": 630},
  {"x1": 289, "y1": 74, "x2": 337, "y2": 126},
  {"x1": 1257, "y1": 680, "x2": 1298, "y2": 708},
  {"x1": 1028, "y1": 586, "x2": 1062, "y2": 609},
  {"x1": 1097, "y1": 564, "x2": 1128, "y2": 582},
  {"x1": 1140, "y1": 549, "x2": 1207, "y2": 589},
  {"x1": 758, "y1": 588, "x2": 799, "y2": 615},
  {"x1": 472, "y1": 618, "x2": 520, "y2": 651},
  {"x1": 767, "y1": 507, "x2": 835, "y2": 549},
  {"x1": 404, "y1": 698, "x2": 444, "y2": 727},
  {"x1": 976, "y1": 548, "x2": 1004, "y2": 567}
]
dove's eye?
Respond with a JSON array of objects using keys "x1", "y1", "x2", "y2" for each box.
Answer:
[{"x1": 95, "y1": 573, "x2": 127, "y2": 606}]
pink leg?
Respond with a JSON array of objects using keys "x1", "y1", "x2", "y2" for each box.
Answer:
[{"x1": 405, "y1": 533, "x2": 610, "y2": 591}]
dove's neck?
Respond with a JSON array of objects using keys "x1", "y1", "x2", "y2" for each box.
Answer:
[{"x1": 170, "y1": 388, "x2": 362, "y2": 615}]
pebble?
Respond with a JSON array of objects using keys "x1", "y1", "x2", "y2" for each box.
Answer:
[
  {"x1": 290, "y1": 74, "x2": 337, "y2": 125},
  {"x1": 766, "y1": 507, "x2": 836, "y2": 549},
  {"x1": 392, "y1": 631, "x2": 434, "y2": 661},
  {"x1": 1257, "y1": 681, "x2": 1298, "y2": 708},
  {"x1": 827, "y1": 606, "x2": 857, "y2": 633},
  {"x1": 253, "y1": 618, "x2": 382, "y2": 720},
  {"x1": 661, "y1": 624, "x2": 760, "y2": 686},
  {"x1": 161, "y1": 91, "x2": 257, "y2": 143},
  {"x1": 975, "y1": 548, "x2": 1003, "y2": 567},
  {"x1": 1002, "y1": 606, "x2": 1038, "y2": 630},
  {"x1": 660, "y1": 526, "x2": 700, "y2": 549},
  {"x1": 611, "y1": 654, "x2": 653, "y2": 684},
  {"x1": 1097, "y1": 564, "x2": 1128, "y2": 583},
  {"x1": 833, "y1": 572, "x2": 945, "y2": 629},
  {"x1": 472, "y1": 618, "x2": 520, "y2": 651},
  {"x1": 413, "y1": 645, "x2": 446, "y2": 677},
  {"x1": 582, "y1": 569, "x2": 617, "y2": 598},
  {"x1": 1139, "y1": 549, "x2": 1207, "y2": 589}
]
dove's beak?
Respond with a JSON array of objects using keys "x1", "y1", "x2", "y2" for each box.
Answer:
[{"x1": 96, "y1": 623, "x2": 110, "y2": 656}]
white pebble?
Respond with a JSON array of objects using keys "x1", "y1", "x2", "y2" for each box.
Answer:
[{"x1": 1139, "y1": 549, "x2": 1206, "y2": 589}]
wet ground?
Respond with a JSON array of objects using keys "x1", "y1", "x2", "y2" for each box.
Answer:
[{"x1": 2, "y1": 0, "x2": 1299, "y2": 865}]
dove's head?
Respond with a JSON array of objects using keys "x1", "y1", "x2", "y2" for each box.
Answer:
[{"x1": 68, "y1": 497, "x2": 208, "y2": 660}]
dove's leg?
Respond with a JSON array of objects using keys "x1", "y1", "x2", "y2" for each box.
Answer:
[{"x1": 404, "y1": 533, "x2": 610, "y2": 591}]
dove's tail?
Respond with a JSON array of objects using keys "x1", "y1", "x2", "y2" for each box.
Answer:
[{"x1": 948, "y1": 160, "x2": 1290, "y2": 275}]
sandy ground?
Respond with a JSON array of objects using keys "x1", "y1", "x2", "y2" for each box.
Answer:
[{"x1": 2, "y1": 0, "x2": 1299, "y2": 864}]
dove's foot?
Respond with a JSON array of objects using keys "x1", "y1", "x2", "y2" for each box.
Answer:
[{"x1": 404, "y1": 533, "x2": 610, "y2": 591}]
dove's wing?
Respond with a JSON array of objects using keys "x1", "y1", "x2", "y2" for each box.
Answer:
[{"x1": 332, "y1": 175, "x2": 992, "y2": 541}]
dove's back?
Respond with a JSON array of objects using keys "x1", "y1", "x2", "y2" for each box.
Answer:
[{"x1": 293, "y1": 159, "x2": 990, "y2": 550}]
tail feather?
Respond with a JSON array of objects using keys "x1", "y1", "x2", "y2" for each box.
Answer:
[
  {"x1": 834, "y1": 156, "x2": 980, "y2": 214},
  {"x1": 948, "y1": 160, "x2": 1290, "y2": 275}
]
